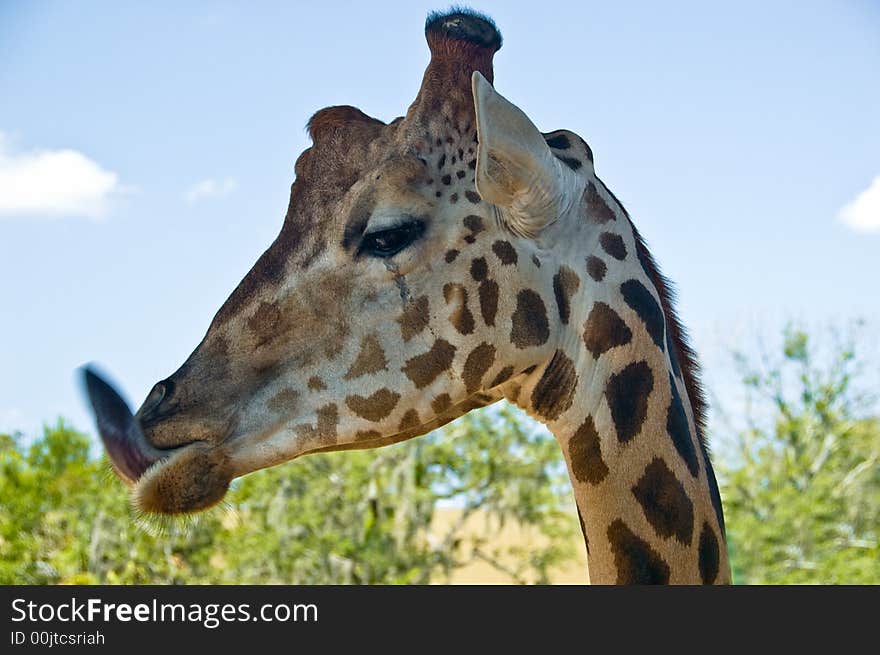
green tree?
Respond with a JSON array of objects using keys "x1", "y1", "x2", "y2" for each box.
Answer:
[
  {"x1": 719, "y1": 325, "x2": 880, "y2": 583},
  {"x1": 0, "y1": 405, "x2": 577, "y2": 584},
  {"x1": 217, "y1": 404, "x2": 576, "y2": 584},
  {"x1": 0, "y1": 419, "x2": 226, "y2": 584}
]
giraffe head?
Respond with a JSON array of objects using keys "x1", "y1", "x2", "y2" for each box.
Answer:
[
  {"x1": 85, "y1": 7, "x2": 705, "y2": 554},
  {"x1": 84, "y1": 10, "x2": 589, "y2": 515}
]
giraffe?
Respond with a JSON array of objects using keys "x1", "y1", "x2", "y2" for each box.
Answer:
[{"x1": 83, "y1": 9, "x2": 730, "y2": 584}]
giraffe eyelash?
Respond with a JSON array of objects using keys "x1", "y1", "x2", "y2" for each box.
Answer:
[{"x1": 358, "y1": 219, "x2": 426, "y2": 258}]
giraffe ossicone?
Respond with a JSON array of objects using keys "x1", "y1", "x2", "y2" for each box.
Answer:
[{"x1": 83, "y1": 8, "x2": 730, "y2": 584}]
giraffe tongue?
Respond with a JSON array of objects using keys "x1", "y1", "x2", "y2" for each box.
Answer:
[{"x1": 81, "y1": 366, "x2": 166, "y2": 483}]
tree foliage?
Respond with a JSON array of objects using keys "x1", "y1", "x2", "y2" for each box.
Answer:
[
  {"x1": 0, "y1": 405, "x2": 577, "y2": 584},
  {"x1": 720, "y1": 325, "x2": 880, "y2": 583},
  {"x1": 3, "y1": 325, "x2": 878, "y2": 584}
]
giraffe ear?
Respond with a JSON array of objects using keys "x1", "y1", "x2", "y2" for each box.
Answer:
[{"x1": 472, "y1": 71, "x2": 578, "y2": 238}]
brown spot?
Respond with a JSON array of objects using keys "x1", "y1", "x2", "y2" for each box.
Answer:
[
  {"x1": 632, "y1": 457, "x2": 695, "y2": 545},
  {"x1": 247, "y1": 301, "x2": 283, "y2": 347},
  {"x1": 510, "y1": 289, "x2": 550, "y2": 349},
  {"x1": 443, "y1": 283, "x2": 475, "y2": 335},
  {"x1": 465, "y1": 190, "x2": 481, "y2": 204},
  {"x1": 705, "y1": 455, "x2": 726, "y2": 537},
  {"x1": 600, "y1": 232, "x2": 627, "y2": 260},
  {"x1": 445, "y1": 249, "x2": 460, "y2": 263},
  {"x1": 544, "y1": 132, "x2": 571, "y2": 149},
  {"x1": 345, "y1": 388, "x2": 401, "y2": 422},
  {"x1": 556, "y1": 154, "x2": 581, "y2": 171},
  {"x1": 460, "y1": 395, "x2": 489, "y2": 413},
  {"x1": 270, "y1": 267, "x2": 353, "y2": 361},
  {"x1": 586, "y1": 255, "x2": 607, "y2": 282},
  {"x1": 478, "y1": 279, "x2": 499, "y2": 326},
  {"x1": 552, "y1": 265, "x2": 580, "y2": 325},
  {"x1": 432, "y1": 393, "x2": 452, "y2": 414},
  {"x1": 583, "y1": 302, "x2": 633, "y2": 358},
  {"x1": 398, "y1": 409, "x2": 421, "y2": 431},
  {"x1": 606, "y1": 361, "x2": 654, "y2": 443},
  {"x1": 462, "y1": 343, "x2": 496, "y2": 393},
  {"x1": 630, "y1": 222, "x2": 710, "y2": 476},
  {"x1": 402, "y1": 339, "x2": 456, "y2": 389},
  {"x1": 667, "y1": 374, "x2": 700, "y2": 477},
  {"x1": 492, "y1": 240, "x2": 518, "y2": 265},
  {"x1": 621, "y1": 279, "x2": 665, "y2": 348},
  {"x1": 585, "y1": 182, "x2": 616, "y2": 223},
  {"x1": 470, "y1": 257, "x2": 488, "y2": 281},
  {"x1": 531, "y1": 350, "x2": 577, "y2": 421},
  {"x1": 307, "y1": 376, "x2": 327, "y2": 391},
  {"x1": 568, "y1": 415, "x2": 609, "y2": 485},
  {"x1": 397, "y1": 295, "x2": 430, "y2": 342},
  {"x1": 463, "y1": 214, "x2": 484, "y2": 236},
  {"x1": 356, "y1": 429, "x2": 381, "y2": 440},
  {"x1": 607, "y1": 519, "x2": 671, "y2": 584},
  {"x1": 267, "y1": 388, "x2": 299, "y2": 414},
  {"x1": 441, "y1": 174, "x2": 452, "y2": 185},
  {"x1": 698, "y1": 522, "x2": 721, "y2": 585},
  {"x1": 449, "y1": 192, "x2": 458, "y2": 203},
  {"x1": 489, "y1": 365, "x2": 515, "y2": 387},
  {"x1": 294, "y1": 403, "x2": 339, "y2": 443},
  {"x1": 532, "y1": 254, "x2": 541, "y2": 268},
  {"x1": 344, "y1": 334, "x2": 387, "y2": 380}
]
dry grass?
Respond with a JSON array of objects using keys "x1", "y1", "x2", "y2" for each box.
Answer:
[{"x1": 429, "y1": 508, "x2": 589, "y2": 584}]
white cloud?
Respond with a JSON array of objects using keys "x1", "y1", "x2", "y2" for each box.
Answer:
[
  {"x1": 838, "y1": 175, "x2": 880, "y2": 234},
  {"x1": 0, "y1": 132, "x2": 122, "y2": 219},
  {"x1": 184, "y1": 177, "x2": 238, "y2": 204}
]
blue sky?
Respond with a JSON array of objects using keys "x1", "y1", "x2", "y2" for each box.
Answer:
[{"x1": 1, "y1": 1, "x2": 878, "y2": 439}]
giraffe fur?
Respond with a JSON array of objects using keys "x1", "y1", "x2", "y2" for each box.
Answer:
[{"x1": 84, "y1": 8, "x2": 730, "y2": 585}]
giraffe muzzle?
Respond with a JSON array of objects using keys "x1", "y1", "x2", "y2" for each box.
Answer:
[{"x1": 81, "y1": 366, "x2": 170, "y2": 484}]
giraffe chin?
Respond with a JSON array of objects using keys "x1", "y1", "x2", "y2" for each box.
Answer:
[
  {"x1": 133, "y1": 442, "x2": 233, "y2": 515},
  {"x1": 81, "y1": 366, "x2": 233, "y2": 514}
]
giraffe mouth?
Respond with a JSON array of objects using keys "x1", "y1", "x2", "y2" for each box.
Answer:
[{"x1": 81, "y1": 366, "x2": 176, "y2": 484}]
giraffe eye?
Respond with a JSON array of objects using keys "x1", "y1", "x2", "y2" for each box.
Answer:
[{"x1": 360, "y1": 220, "x2": 425, "y2": 258}]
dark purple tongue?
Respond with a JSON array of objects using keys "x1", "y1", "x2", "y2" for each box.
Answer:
[{"x1": 81, "y1": 366, "x2": 165, "y2": 483}]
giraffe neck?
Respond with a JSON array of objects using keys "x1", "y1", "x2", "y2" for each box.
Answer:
[
  {"x1": 509, "y1": 192, "x2": 730, "y2": 584},
  {"x1": 541, "y1": 357, "x2": 727, "y2": 584}
]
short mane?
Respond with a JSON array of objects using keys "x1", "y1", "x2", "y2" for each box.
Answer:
[{"x1": 597, "y1": 181, "x2": 708, "y2": 449}]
